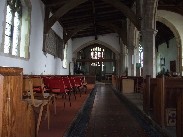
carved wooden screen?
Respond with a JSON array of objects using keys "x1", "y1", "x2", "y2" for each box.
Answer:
[
  {"x1": 43, "y1": 29, "x2": 63, "y2": 60},
  {"x1": 170, "y1": 60, "x2": 176, "y2": 72}
]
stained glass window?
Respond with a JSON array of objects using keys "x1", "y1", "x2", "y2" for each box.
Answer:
[
  {"x1": 139, "y1": 44, "x2": 143, "y2": 67},
  {"x1": 91, "y1": 46, "x2": 105, "y2": 68},
  {"x1": 63, "y1": 43, "x2": 68, "y2": 68},
  {"x1": 4, "y1": 0, "x2": 22, "y2": 56}
]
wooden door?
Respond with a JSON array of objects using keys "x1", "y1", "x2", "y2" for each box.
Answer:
[
  {"x1": 89, "y1": 65, "x2": 101, "y2": 81},
  {"x1": 170, "y1": 60, "x2": 176, "y2": 72}
]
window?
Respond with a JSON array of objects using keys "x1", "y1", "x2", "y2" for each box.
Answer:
[
  {"x1": 4, "y1": 0, "x2": 22, "y2": 56},
  {"x1": 63, "y1": 43, "x2": 68, "y2": 68},
  {"x1": 90, "y1": 46, "x2": 105, "y2": 71},
  {"x1": 1, "y1": 0, "x2": 31, "y2": 59},
  {"x1": 139, "y1": 44, "x2": 143, "y2": 67}
]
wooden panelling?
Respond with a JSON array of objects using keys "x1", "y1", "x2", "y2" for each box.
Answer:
[
  {"x1": 144, "y1": 76, "x2": 183, "y2": 128},
  {"x1": 153, "y1": 77, "x2": 165, "y2": 127},
  {"x1": 112, "y1": 75, "x2": 117, "y2": 89},
  {"x1": 177, "y1": 92, "x2": 183, "y2": 137},
  {"x1": 0, "y1": 76, "x2": 3, "y2": 137},
  {"x1": 0, "y1": 67, "x2": 35, "y2": 137},
  {"x1": 85, "y1": 75, "x2": 96, "y2": 84}
]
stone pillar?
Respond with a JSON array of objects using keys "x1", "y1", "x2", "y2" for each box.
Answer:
[
  {"x1": 119, "y1": 53, "x2": 122, "y2": 75},
  {"x1": 119, "y1": 43, "x2": 126, "y2": 75},
  {"x1": 142, "y1": 29, "x2": 157, "y2": 78},
  {"x1": 128, "y1": 45, "x2": 137, "y2": 76},
  {"x1": 116, "y1": 57, "x2": 119, "y2": 76},
  {"x1": 177, "y1": 43, "x2": 181, "y2": 74},
  {"x1": 128, "y1": 46, "x2": 134, "y2": 76}
]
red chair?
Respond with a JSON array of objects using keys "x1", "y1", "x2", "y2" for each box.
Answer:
[
  {"x1": 69, "y1": 76, "x2": 79, "y2": 98},
  {"x1": 48, "y1": 78, "x2": 71, "y2": 107},
  {"x1": 62, "y1": 76, "x2": 76, "y2": 100},
  {"x1": 42, "y1": 77, "x2": 50, "y2": 88},
  {"x1": 81, "y1": 76, "x2": 87, "y2": 93},
  {"x1": 74, "y1": 76, "x2": 83, "y2": 96}
]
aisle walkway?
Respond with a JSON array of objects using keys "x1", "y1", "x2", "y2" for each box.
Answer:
[{"x1": 85, "y1": 84, "x2": 167, "y2": 137}]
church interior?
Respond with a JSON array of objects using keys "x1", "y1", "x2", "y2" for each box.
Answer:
[{"x1": 0, "y1": 0, "x2": 183, "y2": 137}]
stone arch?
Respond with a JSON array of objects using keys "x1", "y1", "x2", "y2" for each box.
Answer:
[
  {"x1": 73, "y1": 40, "x2": 120, "y2": 60},
  {"x1": 156, "y1": 16, "x2": 181, "y2": 48},
  {"x1": 156, "y1": 16, "x2": 182, "y2": 73}
]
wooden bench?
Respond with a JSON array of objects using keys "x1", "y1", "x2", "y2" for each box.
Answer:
[{"x1": 144, "y1": 75, "x2": 183, "y2": 130}]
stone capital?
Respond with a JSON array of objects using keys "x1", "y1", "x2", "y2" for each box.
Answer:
[{"x1": 141, "y1": 28, "x2": 158, "y2": 35}]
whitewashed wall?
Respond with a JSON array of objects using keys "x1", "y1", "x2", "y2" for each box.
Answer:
[
  {"x1": 72, "y1": 33, "x2": 120, "y2": 55},
  {"x1": 0, "y1": 0, "x2": 5, "y2": 48},
  {"x1": 157, "y1": 10, "x2": 183, "y2": 48},
  {"x1": 55, "y1": 40, "x2": 73, "y2": 75},
  {"x1": 0, "y1": 0, "x2": 72, "y2": 75},
  {"x1": 156, "y1": 38, "x2": 177, "y2": 73}
]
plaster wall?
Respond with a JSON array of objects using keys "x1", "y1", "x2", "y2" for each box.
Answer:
[
  {"x1": 72, "y1": 33, "x2": 120, "y2": 56},
  {"x1": 156, "y1": 38, "x2": 177, "y2": 73},
  {"x1": 157, "y1": 10, "x2": 183, "y2": 53},
  {"x1": 0, "y1": 0, "x2": 72, "y2": 75}
]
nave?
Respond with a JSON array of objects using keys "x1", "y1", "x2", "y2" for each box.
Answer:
[
  {"x1": 85, "y1": 84, "x2": 167, "y2": 137},
  {"x1": 39, "y1": 83, "x2": 168, "y2": 137}
]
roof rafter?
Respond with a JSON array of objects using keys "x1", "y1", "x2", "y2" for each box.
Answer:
[
  {"x1": 102, "y1": 0, "x2": 141, "y2": 30},
  {"x1": 44, "y1": 0, "x2": 88, "y2": 34},
  {"x1": 64, "y1": 23, "x2": 93, "y2": 44}
]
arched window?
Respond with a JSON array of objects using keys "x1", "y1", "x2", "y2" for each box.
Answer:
[
  {"x1": 1, "y1": 0, "x2": 31, "y2": 58},
  {"x1": 139, "y1": 44, "x2": 143, "y2": 67},
  {"x1": 63, "y1": 43, "x2": 68, "y2": 68},
  {"x1": 91, "y1": 46, "x2": 105, "y2": 67},
  {"x1": 4, "y1": 0, "x2": 22, "y2": 56}
]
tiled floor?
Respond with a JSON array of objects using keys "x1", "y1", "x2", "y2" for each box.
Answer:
[
  {"x1": 85, "y1": 84, "x2": 165, "y2": 137},
  {"x1": 123, "y1": 92, "x2": 176, "y2": 137},
  {"x1": 37, "y1": 83, "x2": 174, "y2": 137}
]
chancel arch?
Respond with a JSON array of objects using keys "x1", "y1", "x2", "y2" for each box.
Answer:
[
  {"x1": 73, "y1": 40, "x2": 119, "y2": 60},
  {"x1": 156, "y1": 12, "x2": 183, "y2": 75},
  {"x1": 73, "y1": 40, "x2": 119, "y2": 81}
]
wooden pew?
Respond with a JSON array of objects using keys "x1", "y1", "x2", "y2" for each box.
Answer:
[
  {"x1": 0, "y1": 67, "x2": 35, "y2": 137},
  {"x1": 177, "y1": 92, "x2": 183, "y2": 137},
  {"x1": 143, "y1": 75, "x2": 157, "y2": 114},
  {"x1": 112, "y1": 75, "x2": 117, "y2": 89},
  {"x1": 144, "y1": 75, "x2": 183, "y2": 128}
]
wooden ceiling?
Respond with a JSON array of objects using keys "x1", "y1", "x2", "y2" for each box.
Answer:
[{"x1": 41, "y1": 0, "x2": 183, "y2": 46}]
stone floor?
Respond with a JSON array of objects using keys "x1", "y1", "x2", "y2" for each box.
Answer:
[
  {"x1": 85, "y1": 84, "x2": 168, "y2": 137},
  {"x1": 123, "y1": 93, "x2": 176, "y2": 137},
  {"x1": 38, "y1": 83, "x2": 176, "y2": 137}
]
